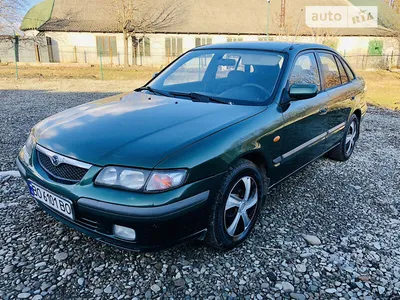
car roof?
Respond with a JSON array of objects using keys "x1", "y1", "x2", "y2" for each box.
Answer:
[{"x1": 196, "y1": 41, "x2": 336, "y2": 54}]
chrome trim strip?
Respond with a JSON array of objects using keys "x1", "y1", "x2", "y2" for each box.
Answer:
[
  {"x1": 327, "y1": 122, "x2": 346, "y2": 135},
  {"x1": 36, "y1": 144, "x2": 92, "y2": 170},
  {"x1": 269, "y1": 142, "x2": 341, "y2": 189},
  {"x1": 273, "y1": 121, "x2": 347, "y2": 164},
  {"x1": 281, "y1": 132, "x2": 327, "y2": 160}
]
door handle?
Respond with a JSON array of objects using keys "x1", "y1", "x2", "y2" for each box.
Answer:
[{"x1": 319, "y1": 106, "x2": 328, "y2": 115}]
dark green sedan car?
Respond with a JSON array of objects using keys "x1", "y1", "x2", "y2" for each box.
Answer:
[{"x1": 17, "y1": 42, "x2": 366, "y2": 251}]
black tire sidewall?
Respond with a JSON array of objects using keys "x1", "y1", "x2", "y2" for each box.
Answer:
[
  {"x1": 212, "y1": 161, "x2": 264, "y2": 249},
  {"x1": 342, "y1": 115, "x2": 359, "y2": 159}
]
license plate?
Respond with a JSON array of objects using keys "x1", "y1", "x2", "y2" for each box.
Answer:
[{"x1": 28, "y1": 181, "x2": 74, "y2": 220}]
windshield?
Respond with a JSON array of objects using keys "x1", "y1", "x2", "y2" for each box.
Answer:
[{"x1": 148, "y1": 49, "x2": 285, "y2": 106}]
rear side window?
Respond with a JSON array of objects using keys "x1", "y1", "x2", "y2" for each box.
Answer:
[
  {"x1": 318, "y1": 53, "x2": 341, "y2": 89},
  {"x1": 335, "y1": 56, "x2": 349, "y2": 84},
  {"x1": 341, "y1": 59, "x2": 355, "y2": 81},
  {"x1": 289, "y1": 53, "x2": 321, "y2": 91}
]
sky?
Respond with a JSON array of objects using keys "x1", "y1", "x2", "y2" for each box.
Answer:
[{"x1": 24, "y1": 0, "x2": 44, "y2": 13}]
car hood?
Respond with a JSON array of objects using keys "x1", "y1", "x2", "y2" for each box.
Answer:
[{"x1": 34, "y1": 92, "x2": 265, "y2": 168}]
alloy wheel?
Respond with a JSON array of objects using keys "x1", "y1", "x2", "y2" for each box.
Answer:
[
  {"x1": 345, "y1": 120, "x2": 357, "y2": 156},
  {"x1": 224, "y1": 176, "x2": 259, "y2": 237}
]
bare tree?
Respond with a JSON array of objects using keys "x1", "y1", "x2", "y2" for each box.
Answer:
[
  {"x1": 0, "y1": 0, "x2": 27, "y2": 34},
  {"x1": 378, "y1": 1, "x2": 400, "y2": 68},
  {"x1": 112, "y1": 0, "x2": 185, "y2": 67}
]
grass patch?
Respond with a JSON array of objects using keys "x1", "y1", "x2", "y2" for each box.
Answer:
[
  {"x1": 358, "y1": 70, "x2": 400, "y2": 110},
  {"x1": 0, "y1": 65, "x2": 399, "y2": 110},
  {"x1": 0, "y1": 64, "x2": 160, "y2": 81}
]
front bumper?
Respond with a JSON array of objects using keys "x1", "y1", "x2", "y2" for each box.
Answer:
[{"x1": 16, "y1": 155, "x2": 223, "y2": 251}]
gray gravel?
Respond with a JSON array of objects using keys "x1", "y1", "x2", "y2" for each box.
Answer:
[{"x1": 1, "y1": 87, "x2": 400, "y2": 299}]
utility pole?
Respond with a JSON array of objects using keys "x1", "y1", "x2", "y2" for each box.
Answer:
[{"x1": 266, "y1": 0, "x2": 271, "y2": 39}]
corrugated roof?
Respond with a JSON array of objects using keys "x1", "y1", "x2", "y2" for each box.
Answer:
[
  {"x1": 37, "y1": 0, "x2": 395, "y2": 36},
  {"x1": 20, "y1": 0, "x2": 54, "y2": 31}
]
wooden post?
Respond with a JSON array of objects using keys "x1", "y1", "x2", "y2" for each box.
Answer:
[
  {"x1": 34, "y1": 44, "x2": 40, "y2": 62},
  {"x1": 73, "y1": 46, "x2": 77, "y2": 63},
  {"x1": 99, "y1": 51, "x2": 104, "y2": 80}
]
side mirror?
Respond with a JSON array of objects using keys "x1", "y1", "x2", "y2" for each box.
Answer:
[
  {"x1": 152, "y1": 72, "x2": 159, "y2": 78},
  {"x1": 289, "y1": 84, "x2": 318, "y2": 100}
]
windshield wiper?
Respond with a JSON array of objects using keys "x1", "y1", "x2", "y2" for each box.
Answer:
[
  {"x1": 169, "y1": 91, "x2": 232, "y2": 105},
  {"x1": 135, "y1": 86, "x2": 171, "y2": 97}
]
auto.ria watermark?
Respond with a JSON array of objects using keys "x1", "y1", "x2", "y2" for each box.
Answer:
[{"x1": 305, "y1": 6, "x2": 378, "y2": 28}]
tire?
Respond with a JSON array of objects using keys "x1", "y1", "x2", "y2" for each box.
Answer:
[
  {"x1": 205, "y1": 159, "x2": 266, "y2": 250},
  {"x1": 326, "y1": 114, "x2": 359, "y2": 162}
]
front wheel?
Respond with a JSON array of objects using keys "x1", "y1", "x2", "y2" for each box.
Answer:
[
  {"x1": 205, "y1": 159, "x2": 265, "y2": 250},
  {"x1": 327, "y1": 114, "x2": 359, "y2": 161}
]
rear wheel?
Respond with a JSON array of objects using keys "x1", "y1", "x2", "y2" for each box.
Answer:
[
  {"x1": 206, "y1": 159, "x2": 265, "y2": 250},
  {"x1": 327, "y1": 114, "x2": 359, "y2": 161}
]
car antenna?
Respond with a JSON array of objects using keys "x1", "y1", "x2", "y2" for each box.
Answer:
[{"x1": 291, "y1": 8, "x2": 304, "y2": 47}]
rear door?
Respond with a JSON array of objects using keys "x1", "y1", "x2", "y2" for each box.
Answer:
[
  {"x1": 316, "y1": 51, "x2": 354, "y2": 150},
  {"x1": 275, "y1": 51, "x2": 329, "y2": 181}
]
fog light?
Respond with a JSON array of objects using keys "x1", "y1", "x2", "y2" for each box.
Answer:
[{"x1": 113, "y1": 225, "x2": 136, "y2": 241}]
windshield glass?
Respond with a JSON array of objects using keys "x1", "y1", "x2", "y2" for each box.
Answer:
[{"x1": 148, "y1": 49, "x2": 285, "y2": 106}]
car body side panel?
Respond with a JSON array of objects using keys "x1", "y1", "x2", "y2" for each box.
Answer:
[
  {"x1": 275, "y1": 92, "x2": 329, "y2": 182},
  {"x1": 325, "y1": 82, "x2": 357, "y2": 149}
]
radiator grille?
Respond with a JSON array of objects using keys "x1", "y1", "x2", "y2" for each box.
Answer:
[{"x1": 37, "y1": 149, "x2": 89, "y2": 183}]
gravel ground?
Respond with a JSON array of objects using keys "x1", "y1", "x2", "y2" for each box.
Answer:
[{"x1": 0, "y1": 83, "x2": 400, "y2": 299}]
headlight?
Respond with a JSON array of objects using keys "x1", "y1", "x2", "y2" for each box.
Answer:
[
  {"x1": 19, "y1": 131, "x2": 36, "y2": 165},
  {"x1": 95, "y1": 166, "x2": 151, "y2": 191},
  {"x1": 95, "y1": 167, "x2": 187, "y2": 192},
  {"x1": 145, "y1": 170, "x2": 187, "y2": 192}
]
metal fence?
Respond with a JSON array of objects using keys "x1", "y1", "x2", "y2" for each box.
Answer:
[
  {"x1": 0, "y1": 40, "x2": 180, "y2": 67},
  {"x1": 343, "y1": 54, "x2": 400, "y2": 70}
]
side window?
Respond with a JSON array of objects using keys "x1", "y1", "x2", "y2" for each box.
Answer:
[
  {"x1": 164, "y1": 54, "x2": 214, "y2": 86},
  {"x1": 318, "y1": 53, "x2": 341, "y2": 89},
  {"x1": 335, "y1": 56, "x2": 349, "y2": 84},
  {"x1": 342, "y1": 59, "x2": 355, "y2": 81},
  {"x1": 289, "y1": 53, "x2": 321, "y2": 91}
]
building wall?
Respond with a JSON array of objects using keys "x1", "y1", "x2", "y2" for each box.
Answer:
[
  {"x1": 0, "y1": 36, "x2": 50, "y2": 63},
  {"x1": 10, "y1": 31, "x2": 400, "y2": 69}
]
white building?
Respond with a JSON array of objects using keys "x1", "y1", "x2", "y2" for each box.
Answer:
[{"x1": 19, "y1": 0, "x2": 400, "y2": 68}]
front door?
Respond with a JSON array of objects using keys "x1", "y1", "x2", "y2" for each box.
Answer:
[{"x1": 274, "y1": 52, "x2": 329, "y2": 181}]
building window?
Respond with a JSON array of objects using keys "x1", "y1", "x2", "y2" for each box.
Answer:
[
  {"x1": 138, "y1": 37, "x2": 151, "y2": 57},
  {"x1": 195, "y1": 37, "x2": 212, "y2": 47},
  {"x1": 258, "y1": 36, "x2": 272, "y2": 42},
  {"x1": 165, "y1": 37, "x2": 183, "y2": 57},
  {"x1": 96, "y1": 36, "x2": 117, "y2": 56},
  {"x1": 227, "y1": 37, "x2": 243, "y2": 42}
]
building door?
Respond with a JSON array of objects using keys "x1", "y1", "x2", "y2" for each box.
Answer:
[{"x1": 46, "y1": 37, "x2": 54, "y2": 63}]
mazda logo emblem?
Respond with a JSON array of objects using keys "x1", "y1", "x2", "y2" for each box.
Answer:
[{"x1": 51, "y1": 155, "x2": 60, "y2": 167}]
